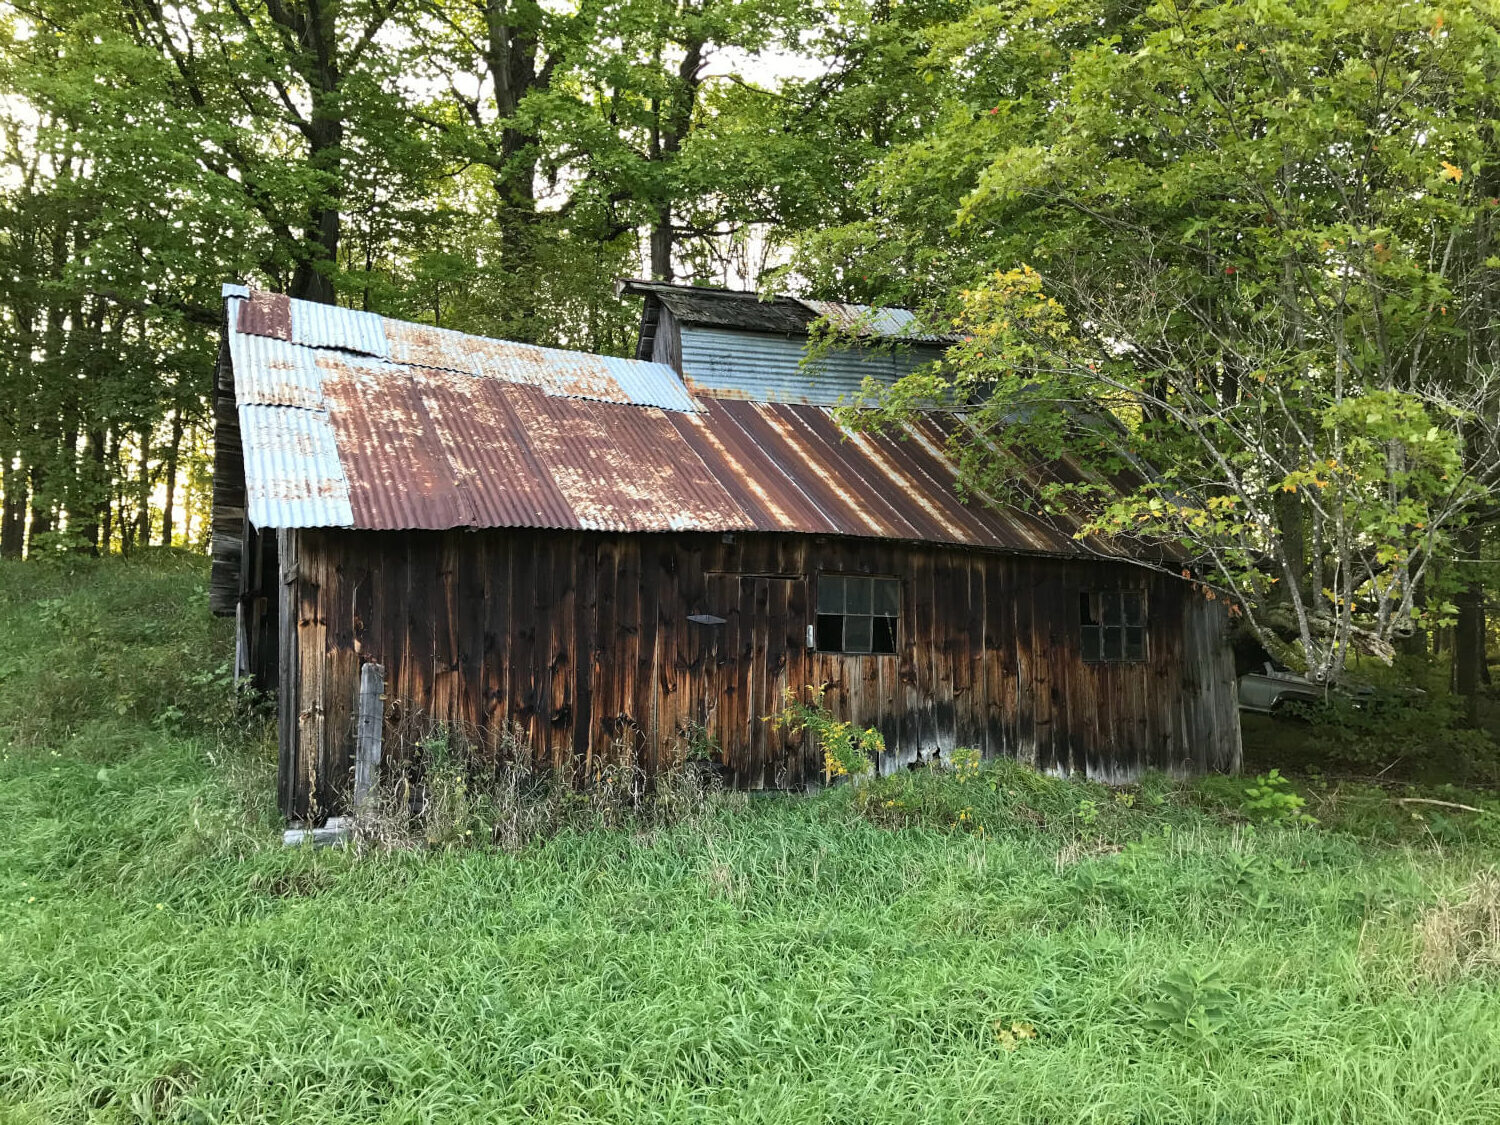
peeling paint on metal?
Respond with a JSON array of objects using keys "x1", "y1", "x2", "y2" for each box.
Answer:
[{"x1": 238, "y1": 291, "x2": 292, "y2": 341}]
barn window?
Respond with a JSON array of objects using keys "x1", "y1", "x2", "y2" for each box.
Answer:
[
  {"x1": 1080, "y1": 590, "x2": 1147, "y2": 662},
  {"x1": 817, "y1": 575, "x2": 900, "y2": 654}
]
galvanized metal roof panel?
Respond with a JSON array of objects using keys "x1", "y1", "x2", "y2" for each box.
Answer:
[
  {"x1": 291, "y1": 301, "x2": 389, "y2": 358},
  {"x1": 382, "y1": 318, "x2": 482, "y2": 376},
  {"x1": 680, "y1": 326, "x2": 940, "y2": 407},
  {"x1": 226, "y1": 322, "x2": 327, "y2": 410},
  {"x1": 238, "y1": 404, "x2": 353, "y2": 528},
  {"x1": 598, "y1": 354, "x2": 701, "y2": 413}
]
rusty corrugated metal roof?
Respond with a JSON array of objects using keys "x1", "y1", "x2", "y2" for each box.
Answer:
[{"x1": 221, "y1": 287, "x2": 1125, "y2": 559}]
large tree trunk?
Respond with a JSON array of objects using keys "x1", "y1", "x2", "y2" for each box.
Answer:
[
  {"x1": 27, "y1": 454, "x2": 54, "y2": 550},
  {"x1": 1454, "y1": 522, "x2": 1486, "y2": 726},
  {"x1": 647, "y1": 38, "x2": 704, "y2": 283},
  {"x1": 271, "y1": 0, "x2": 346, "y2": 306},
  {"x1": 0, "y1": 457, "x2": 27, "y2": 559},
  {"x1": 1274, "y1": 487, "x2": 1307, "y2": 605},
  {"x1": 77, "y1": 428, "x2": 108, "y2": 555},
  {"x1": 650, "y1": 211, "x2": 674, "y2": 281},
  {"x1": 289, "y1": 117, "x2": 342, "y2": 304}
]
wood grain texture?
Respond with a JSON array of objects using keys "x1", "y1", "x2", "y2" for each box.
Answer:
[{"x1": 277, "y1": 529, "x2": 1242, "y2": 820}]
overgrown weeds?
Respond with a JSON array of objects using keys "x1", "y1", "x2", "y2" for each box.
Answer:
[
  {"x1": 1416, "y1": 869, "x2": 1500, "y2": 984},
  {"x1": 354, "y1": 718, "x2": 732, "y2": 853}
]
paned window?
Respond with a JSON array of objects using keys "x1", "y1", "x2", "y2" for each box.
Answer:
[
  {"x1": 817, "y1": 575, "x2": 899, "y2": 654},
  {"x1": 1080, "y1": 590, "x2": 1147, "y2": 662}
]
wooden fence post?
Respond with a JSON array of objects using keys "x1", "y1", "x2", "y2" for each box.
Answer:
[{"x1": 353, "y1": 662, "x2": 385, "y2": 813}]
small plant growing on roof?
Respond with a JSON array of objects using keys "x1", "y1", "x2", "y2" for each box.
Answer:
[{"x1": 766, "y1": 684, "x2": 885, "y2": 781}]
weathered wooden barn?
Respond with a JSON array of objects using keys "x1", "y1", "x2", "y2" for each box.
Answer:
[{"x1": 210, "y1": 281, "x2": 1241, "y2": 821}]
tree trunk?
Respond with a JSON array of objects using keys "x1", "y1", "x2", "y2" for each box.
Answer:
[
  {"x1": 1454, "y1": 522, "x2": 1486, "y2": 726},
  {"x1": 1274, "y1": 487, "x2": 1307, "y2": 605},
  {"x1": 274, "y1": 0, "x2": 345, "y2": 306},
  {"x1": 133, "y1": 427, "x2": 153, "y2": 548},
  {"x1": 290, "y1": 116, "x2": 342, "y2": 305},
  {"x1": 101, "y1": 430, "x2": 117, "y2": 554},
  {"x1": 27, "y1": 463, "x2": 52, "y2": 549},
  {"x1": 78, "y1": 428, "x2": 108, "y2": 555},
  {"x1": 647, "y1": 37, "x2": 705, "y2": 283},
  {"x1": 161, "y1": 412, "x2": 183, "y2": 547},
  {"x1": 0, "y1": 458, "x2": 26, "y2": 559},
  {"x1": 650, "y1": 211, "x2": 674, "y2": 281}
]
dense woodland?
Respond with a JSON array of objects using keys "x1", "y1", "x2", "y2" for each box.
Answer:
[{"x1": 0, "y1": 0, "x2": 1496, "y2": 710}]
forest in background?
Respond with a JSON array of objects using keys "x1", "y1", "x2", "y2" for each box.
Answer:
[{"x1": 0, "y1": 0, "x2": 1496, "y2": 709}]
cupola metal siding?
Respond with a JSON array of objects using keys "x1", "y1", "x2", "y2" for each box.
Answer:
[{"x1": 678, "y1": 325, "x2": 945, "y2": 407}]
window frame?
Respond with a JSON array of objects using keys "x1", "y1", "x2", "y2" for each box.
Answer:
[
  {"x1": 815, "y1": 572, "x2": 901, "y2": 656},
  {"x1": 1079, "y1": 588, "x2": 1148, "y2": 664}
]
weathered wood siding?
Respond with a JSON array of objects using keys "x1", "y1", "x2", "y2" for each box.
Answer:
[{"x1": 278, "y1": 528, "x2": 1240, "y2": 819}]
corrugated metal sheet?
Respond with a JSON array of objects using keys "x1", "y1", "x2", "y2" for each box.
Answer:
[
  {"x1": 237, "y1": 291, "x2": 292, "y2": 341},
  {"x1": 373, "y1": 314, "x2": 700, "y2": 411},
  {"x1": 291, "y1": 301, "x2": 389, "y2": 358},
  {"x1": 679, "y1": 325, "x2": 942, "y2": 407},
  {"x1": 314, "y1": 354, "x2": 1110, "y2": 555},
  {"x1": 226, "y1": 319, "x2": 328, "y2": 410},
  {"x1": 223, "y1": 287, "x2": 1122, "y2": 559},
  {"x1": 382, "y1": 318, "x2": 482, "y2": 376},
  {"x1": 796, "y1": 299, "x2": 955, "y2": 343},
  {"x1": 596, "y1": 354, "x2": 700, "y2": 412},
  {"x1": 239, "y1": 404, "x2": 353, "y2": 528}
]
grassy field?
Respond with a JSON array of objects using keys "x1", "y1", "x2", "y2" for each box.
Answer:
[{"x1": 2, "y1": 554, "x2": 1498, "y2": 1124}]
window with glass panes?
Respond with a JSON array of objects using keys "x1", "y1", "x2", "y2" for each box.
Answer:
[
  {"x1": 816, "y1": 575, "x2": 900, "y2": 654},
  {"x1": 1080, "y1": 590, "x2": 1147, "y2": 662}
]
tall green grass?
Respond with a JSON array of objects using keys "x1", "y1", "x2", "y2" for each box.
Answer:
[{"x1": 1, "y1": 554, "x2": 1497, "y2": 1124}]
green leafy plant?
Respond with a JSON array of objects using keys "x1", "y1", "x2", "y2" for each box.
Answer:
[
  {"x1": 1242, "y1": 769, "x2": 1316, "y2": 826},
  {"x1": 766, "y1": 685, "x2": 885, "y2": 781},
  {"x1": 1143, "y1": 966, "x2": 1236, "y2": 1052}
]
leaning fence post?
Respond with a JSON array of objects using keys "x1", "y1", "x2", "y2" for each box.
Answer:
[{"x1": 353, "y1": 662, "x2": 385, "y2": 813}]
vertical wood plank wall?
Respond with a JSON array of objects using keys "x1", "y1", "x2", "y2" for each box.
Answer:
[{"x1": 279, "y1": 528, "x2": 1242, "y2": 819}]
